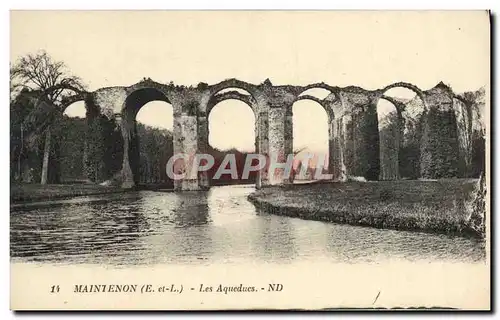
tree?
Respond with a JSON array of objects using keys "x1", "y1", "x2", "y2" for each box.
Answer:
[
  {"x1": 136, "y1": 123, "x2": 173, "y2": 186},
  {"x1": 379, "y1": 111, "x2": 400, "y2": 180},
  {"x1": 10, "y1": 88, "x2": 43, "y2": 182},
  {"x1": 10, "y1": 51, "x2": 85, "y2": 184}
]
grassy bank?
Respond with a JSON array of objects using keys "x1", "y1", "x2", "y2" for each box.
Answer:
[
  {"x1": 248, "y1": 179, "x2": 484, "y2": 238},
  {"x1": 10, "y1": 183, "x2": 126, "y2": 204}
]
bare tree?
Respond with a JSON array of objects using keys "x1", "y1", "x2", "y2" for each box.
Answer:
[{"x1": 10, "y1": 50, "x2": 85, "y2": 184}]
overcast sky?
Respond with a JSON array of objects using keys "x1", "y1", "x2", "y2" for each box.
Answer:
[{"x1": 11, "y1": 11, "x2": 489, "y2": 152}]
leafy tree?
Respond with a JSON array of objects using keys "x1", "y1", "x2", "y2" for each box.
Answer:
[
  {"x1": 135, "y1": 123, "x2": 174, "y2": 186},
  {"x1": 10, "y1": 88, "x2": 44, "y2": 182}
]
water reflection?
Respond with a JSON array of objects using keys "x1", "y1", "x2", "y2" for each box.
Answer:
[
  {"x1": 10, "y1": 185, "x2": 485, "y2": 265},
  {"x1": 252, "y1": 214, "x2": 298, "y2": 263}
]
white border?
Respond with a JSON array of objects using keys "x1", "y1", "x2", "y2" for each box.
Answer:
[
  {"x1": 3, "y1": 1, "x2": 499, "y2": 10},
  {"x1": 2, "y1": 1, "x2": 498, "y2": 318}
]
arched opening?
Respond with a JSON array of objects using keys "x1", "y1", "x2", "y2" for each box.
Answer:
[
  {"x1": 377, "y1": 86, "x2": 426, "y2": 180},
  {"x1": 123, "y1": 88, "x2": 174, "y2": 188},
  {"x1": 298, "y1": 88, "x2": 332, "y2": 100},
  {"x1": 207, "y1": 98, "x2": 256, "y2": 186},
  {"x1": 216, "y1": 88, "x2": 251, "y2": 96},
  {"x1": 209, "y1": 79, "x2": 257, "y2": 100},
  {"x1": 136, "y1": 101, "x2": 174, "y2": 132},
  {"x1": 291, "y1": 100, "x2": 330, "y2": 183},
  {"x1": 63, "y1": 101, "x2": 86, "y2": 118}
]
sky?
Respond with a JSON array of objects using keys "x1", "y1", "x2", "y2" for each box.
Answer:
[{"x1": 10, "y1": 11, "x2": 490, "y2": 152}]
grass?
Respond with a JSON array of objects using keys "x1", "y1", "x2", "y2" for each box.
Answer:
[
  {"x1": 10, "y1": 183, "x2": 125, "y2": 203},
  {"x1": 248, "y1": 179, "x2": 483, "y2": 238}
]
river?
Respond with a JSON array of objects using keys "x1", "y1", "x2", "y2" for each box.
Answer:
[{"x1": 10, "y1": 185, "x2": 485, "y2": 266}]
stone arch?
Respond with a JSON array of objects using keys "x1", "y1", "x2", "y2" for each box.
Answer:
[
  {"x1": 60, "y1": 93, "x2": 93, "y2": 117},
  {"x1": 209, "y1": 78, "x2": 258, "y2": 94},
  {"x1": 119, "y1": 86, "x2": 174, "y2": 187},
  {"x1": 298, "y1": 83, "x2": 341, "y2": 102},
  {"x1": 294, "y1": 95, "x2": 335, "y2": 122},
  {"x1": 207, "y1": 90, "x2": 257, "y2": 117},
  {"x1": 205, "y1": 90, "x2": 258, "y2": 187},
  {"x1": 298, "y1": 88, "x2": 332, "y2": 100},
  {"x1": 32, "y1": 84, "x2": 91, "y2": 117},
  {"x1": 127, "y1": 78, "x2": 171, "y2": 97},
  {"x1": 122, "y1": 87, "x2": 172, "y2": 120},
  {"x1": 379, "y1": 82, "x2": 427, "y2": 107},
  {"x1": 208, "y1": 79, "x2": 260, "y2": 104},
  {"x1": 378, "y1": 95, "x2": 406, "y2": 139},
  {"x1": 290, "y1": 96, "x2": 332, "y2": 182},
  {"x1": 376, "y1": 95, "x2": 405, "y2": 180},
  {"x1": 61, "y1": 94, "x2": 86, "y2": 110},
  {"x1": 206, "y1": 84, "x2": 260, "y2": 156},
  {"x1": 375, "y1": 85, "x2": 427, "y2": 172},
  {"x1": 206, "y1": 92, "x2": 257, "y2": 150},
  {"x1": 56, "y1": 95, "x2": 91, "y2": 183},
  {"x1": 379, "y1": 95, "x2": 405, "y2": 114},
  {"x1": 38, "y1": 83, "x2": 87, "y2": 97}
]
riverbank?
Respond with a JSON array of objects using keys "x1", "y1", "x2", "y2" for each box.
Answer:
[
  {"x1": 248, "y1": 179, "x2": 485, "y2": 238},
  {"x1": 10, "y1": 183, "x2": 127, "y2": 204}
]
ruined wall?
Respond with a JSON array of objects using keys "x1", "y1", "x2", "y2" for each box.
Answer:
[
  {"x1": 93, "y1": 87, "x2": 128, "y2": 118},
  {"x1": 267, "y1": 106, "x2": 287, "y2": 185},
  {"x1": 332, "y1": 115, "x2": 347, "y2": 181},
  {"x1": 341, "y1": 91, "x2": 380, "y2": 181},
  {"x1": 328, "y1": 117, "x2": 338, "y2": 179},
  {"x1": 453, "y1": 88, "x2": 486, "y2": 178},
  {"x1": 360, "y1": 103, "x2": 381, "y2": 180},
  {"x1": 284, "y1": 108, "x2": 294, "y2": 175},
  {"x1": 78, "y1": 79, "x2": 479, "y2": 190},
  {"x1": 197, "y1": 114, "x2": 210, "y2": 189},
  {"x1": 420, "y1": 83, "x2": 460, "y2": 178},
  {"x1": 177, "y1": 113, "x2": 199, "y2": 190},
  {"x1": 257, "y1": 111, "x2": 269, "y2": 186}
]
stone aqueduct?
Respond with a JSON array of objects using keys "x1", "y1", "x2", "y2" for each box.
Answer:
[{"x1": 52, "y1": 78, "x2": 466, "y2": 191}]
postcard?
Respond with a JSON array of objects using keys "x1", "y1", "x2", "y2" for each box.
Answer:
[{"x1": 10, "y1": 10, "x2": 490, "y2": 310}]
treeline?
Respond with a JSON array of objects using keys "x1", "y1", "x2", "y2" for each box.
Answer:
[
  {"x1": 135, "y1": 123, "x2": 173, "y2": 187},
  {"x1": 135, "y1": 126, "x2": 258, "y2": 187}
]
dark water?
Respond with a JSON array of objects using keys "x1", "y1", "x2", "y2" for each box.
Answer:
[{"x1": 10, "y1": 185, "x2": 485, "y2": 265}]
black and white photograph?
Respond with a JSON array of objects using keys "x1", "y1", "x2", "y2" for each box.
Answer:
[{"x1": 9, "y1": 10, "x2": 490, "y2": 310}]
